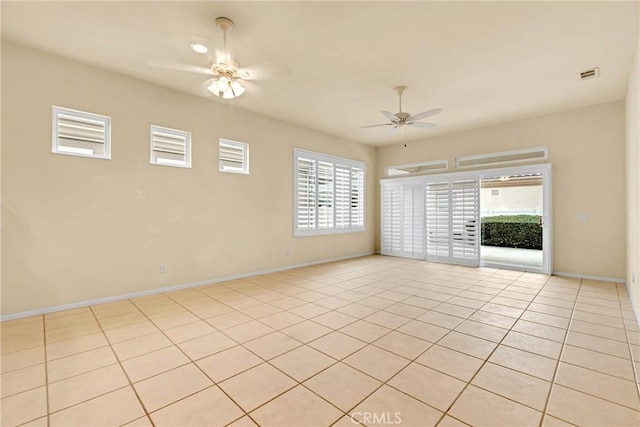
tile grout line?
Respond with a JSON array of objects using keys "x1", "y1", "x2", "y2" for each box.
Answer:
[
  {"x1": 615, "y1": 282, "x2": 640, "y2": 399},
  {"x1": 125, "y1": 297, "x2": 259, "y2": 426},
  {"x1": 538, "y1": 278, "x2": 583, "y2": 427},
  {"x1": 87, "y1": 304, "x2": 156, "y2": 427},
  {"x1": 423, "y1": 272, "x2": 552, "y2": 425},
  {"x1": 324, "y1": 269, "x2": 534, "y2": 425}
]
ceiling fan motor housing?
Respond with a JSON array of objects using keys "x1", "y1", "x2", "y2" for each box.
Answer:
[{"x1": 395, "y1": 112, "x2": 411, "y2": 122}]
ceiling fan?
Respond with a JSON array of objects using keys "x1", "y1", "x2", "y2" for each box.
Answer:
[
  {"x1": 151, "y1": 17, "x2": 257, "y2": 99},
  {"x1": 360, "y1": 86, "x2": 442, "y2": 132}
]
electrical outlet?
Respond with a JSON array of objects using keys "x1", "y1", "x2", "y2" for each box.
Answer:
[
  {"x1": 576, "y1": 213, "x2": 587, "y2": 221},
  {"x1": 285, "y1": 248, "x2": 290, "y2": 257},
  {"x1": 160, "y1": 265, "x2": 167, "y2": 273},
  {"x1": 633, "y1": 272, "x2": 636, "y2": 283}
]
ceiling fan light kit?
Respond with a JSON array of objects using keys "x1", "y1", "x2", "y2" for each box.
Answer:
[
  {"x1": 205, "y1": 17, "x2": 247, "y2": 99},
  {"x1": 360, "y1": 86, "x2": 442, "y2": 134}
]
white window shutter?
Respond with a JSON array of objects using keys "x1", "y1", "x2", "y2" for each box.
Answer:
[
  {"x1": 296, "y1": 156, "x2": 316, "y2": 230},
  {"x1": 294, "y1": 148, "x2": 365, "y2": 236},
  {"x1": 451, "y1": 179, "x2": 480, "y2": 264},
  {"x1": 52, "y1": 106, "x2": 110, "y2": 159},
  {"x1": 219, "y1": 139, "x2": 249, "y2": 174},
  {"x1": 317, "y1": 161, "x2": 334, "y2": 229},
  {"x1": 351, "y1": 167, "x2": 365, "y2": 227},
  {"x1": 150, "y1": 126, "x2": 190, "y2": 168},
  {"x1": 381, "y1": 183, "x2": 403, "y2": 255},
  {"x1": 402, "y1": 184, "x2": 425, "y2": 258},
  {"x1": 335, "y1": 165, "x2": 351, "y2": 228},
  {"x1": 426, "y1": 182, "x2": 451, "y2": 262}
]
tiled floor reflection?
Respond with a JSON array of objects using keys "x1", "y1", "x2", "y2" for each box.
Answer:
[{"x1": 2, "y1": 255, "x2": 639, "y2": 426}]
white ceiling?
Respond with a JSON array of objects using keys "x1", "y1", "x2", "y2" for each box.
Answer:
[{"x1": 2, "y1": 1, "x2": 638, "y2": 146}]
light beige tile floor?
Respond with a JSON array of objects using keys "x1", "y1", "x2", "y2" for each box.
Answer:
[{"x1": 2, "y1": 255, "x2": 640, "y2": 426}]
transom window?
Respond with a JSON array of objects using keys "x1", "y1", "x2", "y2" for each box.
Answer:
[{"x1": 294, "y1": 148, "x2": 365, "y2": 236}]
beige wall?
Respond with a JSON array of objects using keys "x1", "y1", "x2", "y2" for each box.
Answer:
[
  {"x1": 1, "y1": 42, "x2": 376, "y2": 315},
  {"x1": 626, "y1": 35, "x2": 640, "y2": 317},
  {"x1": 377, "y1": 102, "x2": 627, "y2": 279}
]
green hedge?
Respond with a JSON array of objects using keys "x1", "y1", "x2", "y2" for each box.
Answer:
[{"x1": 481, "y1": 215, "x2": 542, "y2": 250}]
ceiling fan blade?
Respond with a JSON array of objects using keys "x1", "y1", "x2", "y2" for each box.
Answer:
[
  {"x1": 407, "y1": 122, "x2": 437, "y2": 129},
  {"x1": 359, "y1": 123, "x2": 394, "y2": 129},
  {"x1": 410, "y1": 108, "x2": 442, "y2": 121},
  {"x1": 149, "y1": 60, "x2": 214, "y2": 75},
  {"x1": 381, "y1": 111, "x2": 398, "y2": 122},
  {"x1": 236, "y1": 63, "x2": 291, "y2": 81}
]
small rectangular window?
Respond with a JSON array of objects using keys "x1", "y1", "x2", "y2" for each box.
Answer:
[
  {"x1": 150, "y1": 126, "x2": 191, "y2": 168},
  {"x1": 386, "y1": 160, "x2": 448, "y2": 176},
  {"x1": 219, "y1": 139, "x2": 249, "y2": 174},
  {"x1": 52, "y1": 106, "x2": 111, "y2": 159},
  {"x1": 455, "y1": 147, "x2": 547, "y2": 169}
]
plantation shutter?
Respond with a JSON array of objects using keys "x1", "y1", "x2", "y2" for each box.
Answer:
[
  {"x1": 296, "y1": 156, "x2": 316, "y2": 230},
  {"x1": 335, "y1": 165, "x2": 351, "y2": 228},
  {"x1": 425, "y1": 182, "x2": 451, "y2": 262},
  {"x1": 53, "y1": 107, "x2": 110, "y2": 158},
  {"x1": 380, "y1": 183, "x2": 424, "y2": 258},
  {"x1": 294, "y1": 148, "x2": 365, "y2": 236},
  {"x1": 402, "y1": 184, "x2": 425, "y2": 258},
  {"x1": 381, "y1": 183, "x2": 403, "y2": 255},
  {"x1": 350, "y1": 167, "x2": 365, "y2": 227},
  {"x1": 317, "y1": 161, "x2": 334, "y2": 229},
  {"x1": 219, "y1": 140, "x2": 248, "y2": 173},
  {"x1": 451, "y1": 179, "x2": 480, "y2": 265}
]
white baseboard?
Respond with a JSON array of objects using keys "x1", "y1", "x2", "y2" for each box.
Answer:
[
  {"x1": 624, "y1": 281, "x2": 640, "y2": 327},
  {"x1": 553, "y1": 271, "x2": 625, "y2": 283},
  {"x1": 0, "y1": 251, "x2": 376, "y2": 322}
]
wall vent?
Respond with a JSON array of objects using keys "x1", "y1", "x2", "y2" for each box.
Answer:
[{"x1": 579, "y1": 67, "x2": 599, "y2": 80}]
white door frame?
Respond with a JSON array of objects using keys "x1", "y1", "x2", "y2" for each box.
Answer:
[{"x1": 477, "y1": 164, "x2": 552, "y2": 274}]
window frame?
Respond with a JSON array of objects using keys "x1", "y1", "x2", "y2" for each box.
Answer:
[
  {"x1": 386, "y1": 159, "x2": 449, "y2": 176},
  {"x1": 219, "y1": 138, "x2": 249, "y2": 175},
  {"x1": 51, "y1": 106, "x2": 111, "y2": 160},
  {"x1": 149, "y1": 125, "x2": 192, "y2": 169},
  {"x1": 293, "y1": 148, "x2": 366, "y2": 237}
]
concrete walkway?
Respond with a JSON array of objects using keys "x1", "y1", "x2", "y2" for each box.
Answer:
[{"x1": 481, "y1": 245, "x2": 543, "y2": 268}]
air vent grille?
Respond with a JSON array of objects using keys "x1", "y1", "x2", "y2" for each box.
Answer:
[{"x1": 580, "y1": 67, "x2": 599, "y2": 80}]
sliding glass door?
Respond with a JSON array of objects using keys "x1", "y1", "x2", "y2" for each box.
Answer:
[
  {"x1": 478, "y1": 168, "x2": 551, "y2": 274},
  {"x1": 380, "y1": 163, "x2": 552, "y2": 274}
]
